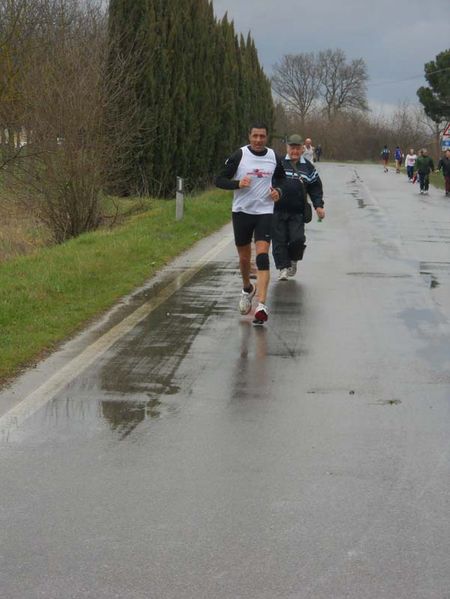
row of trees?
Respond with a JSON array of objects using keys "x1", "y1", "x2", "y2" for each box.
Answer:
[
  {"x1": 273, "y1": 101, "x2": 442, "y2": 162},
  {"x1": 108, "y1": 0, "x2": 273, "y2": 197},
  {"x1": 1, "y1": 0, "x2": 273, "y2": 241}
]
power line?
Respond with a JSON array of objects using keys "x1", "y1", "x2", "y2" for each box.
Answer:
[{"x1": 368, "y1": 66, "x2": 450, "y2": 88}]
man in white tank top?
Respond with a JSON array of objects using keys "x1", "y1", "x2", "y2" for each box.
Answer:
[{"x1": 215, "y1": 123, "x2": 286, "y2": 325}]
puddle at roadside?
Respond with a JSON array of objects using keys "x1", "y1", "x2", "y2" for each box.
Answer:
[
  {"x1": 100, "y1": 397, "x2": 180, "y2": 439},
  {"x1": 97, "y1": 261, "x2": 236, "y2": 436},
  {"x1": 2, "y1": 262, "x2": 237, "y2": 443}
]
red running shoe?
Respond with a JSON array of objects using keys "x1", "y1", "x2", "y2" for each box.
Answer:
[{"x1": 253, "y1": 303, "x2": 268, "y2": 326}]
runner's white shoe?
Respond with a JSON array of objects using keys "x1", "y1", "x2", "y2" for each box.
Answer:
[
  {"x1": 253, "y1": 303, "x2": 269, "y2": 325},
  {"x1": 287, "y1": 261, "x2": 297, "y2": 277},
  {"x1": 239, "y1": 284, "x2": 256, "y2": 315},
  {"x1": 278, "y1": 268, "x2": 289, "y2": 281}
]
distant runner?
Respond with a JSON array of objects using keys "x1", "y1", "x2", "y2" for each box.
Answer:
[
  {"x1": 303, "y1": 138, "x2": 315, "y2": 162},
  {"x1": 437, "y1": 149, "x2": 450, "y2": 197},
  {"x1": 415, "y1": 149, "x2": 434, "y2": 195},
  {"x1": 381, "y1": 145, "x2": 390, "y2": 172},
  {"x1": 215, "y1": 122, "x2": 286, "y2": 325},
  {"x1": 404, "y1": 148, "x2": 417, "y2": 182},
  {"x1": 394, "y1": 146, "x2": 403, "y2": 173},
  {"x1": 314, "y1": 144, "x2": 322, "y2": 162}
]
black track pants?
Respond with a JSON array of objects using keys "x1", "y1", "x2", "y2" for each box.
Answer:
[
  {"x1": 418, "y1": 172, "x2": 430, "y2": 191},
  {"x1": 271, "y1": 212, "x2": 306, "y2": 270}
]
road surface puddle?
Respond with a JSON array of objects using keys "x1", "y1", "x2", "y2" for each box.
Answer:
[{"x1": 2, "y1": 263, "x2": 237, "y2": 443}]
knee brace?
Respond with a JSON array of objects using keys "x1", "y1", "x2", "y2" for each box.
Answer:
[{"x1": 256, "y1": 253, "x2": 270, "y2": 271}]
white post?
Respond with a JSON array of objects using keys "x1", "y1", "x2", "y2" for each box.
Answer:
[{"x1": 176, "y1": 176, "x2": 184, "y2": 221}]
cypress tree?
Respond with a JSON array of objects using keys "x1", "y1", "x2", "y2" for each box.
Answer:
[
  {"x1": 149, "y1": 0, "x2": 172, "y2": 196},
  {"x1": 214, "y1": 15, "x2": 240, "y2": 162},
  {"x1": 186, "y1": 0, "x2": 219, "y2": 187},
  {"x1": 108, "y1": 0, "x2": 156, "y2": 195},
  {"x1": 245, "y1": 35, "x2": 273, "y2": 134},
  {"x1": 237, "y1": 33, "x2": 251, "y2": 142},
  {"x1": 173, "y1": 0, "x2": 210, "y2": 189}
]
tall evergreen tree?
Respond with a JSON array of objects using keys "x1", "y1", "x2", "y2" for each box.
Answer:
[
  {"x1": 417, "y1": 49, "x2": 450, "y2": 123},
  {"x1": 247, "y1": 36, "x2": 274, "y2": 133},
  {"x1": 108, "y1": 0, "x2": 156, "y2": 195},
  {"x1": 214, "y1": 15, "x2": 240, "y2": 161},
  {"x1": 178, "y1": 0, "x2": 217, "y2": 188}
]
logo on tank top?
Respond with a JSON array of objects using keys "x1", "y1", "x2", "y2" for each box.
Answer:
[{"x1": 246, "y1": 168, "x2": 272, "y2": 178}]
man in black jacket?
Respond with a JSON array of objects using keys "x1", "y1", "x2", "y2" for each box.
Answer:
[
  {"x1": 415, "y1": 148, "x2": 435, "y2": 195},
  {"x1": 437, "y1": 149, "x2": 450, "y2": 197},
  {"x1": 272, "y1": 134, "x2": 325, "y2": 280}
]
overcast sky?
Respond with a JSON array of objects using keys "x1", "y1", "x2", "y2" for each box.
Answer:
[{"x1": 212, "y1": 0, "x2": 449, "y2": 116}]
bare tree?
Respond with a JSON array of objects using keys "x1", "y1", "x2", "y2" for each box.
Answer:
[
  {"x1": 271, "y1": 53, "x2": 320, "y2": 127},
  {"x1": 2, "y1": 0, "x2": 144, "y2": 243},
  {"x1": 412, "y1": 105, "x2": 445, "y2": 160},
  {"x1": 386, "y1": 102, "x2": 423, "y2": 153},
  {"x1": 318, "y1": 49, "x2": 368, "y2": 120},
  {"x1": 0, "y1": 0, "x2": 42, "y2": 158}
]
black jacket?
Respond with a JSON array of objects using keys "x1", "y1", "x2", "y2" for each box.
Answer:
[
  {"x1": 275, "y1": 156, "x2": 324, "y2": 214},
  {"x1": 438, "y1": 156, "x2": 450, "y2": 177}
]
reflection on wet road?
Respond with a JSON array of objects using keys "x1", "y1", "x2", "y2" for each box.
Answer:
[{"x1": 1, "y1": 163, "x2": 450, "y2": 599}]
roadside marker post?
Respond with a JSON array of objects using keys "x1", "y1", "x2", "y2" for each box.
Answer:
[{"x1": 176, "y1": 176, "x2": 184, "y2": 221}]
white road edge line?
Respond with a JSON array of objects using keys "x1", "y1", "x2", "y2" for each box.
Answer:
[{"x1": 0, "y1": 234, "x2": 233, "y2": 437}]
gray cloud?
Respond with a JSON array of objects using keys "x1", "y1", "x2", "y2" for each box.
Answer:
[{"x1": 212, "y1": 0, "x2": 449, "y2": 110}]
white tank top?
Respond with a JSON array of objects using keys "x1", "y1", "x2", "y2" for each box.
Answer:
[{"x1": 233, "y1": 146, "x2": 277, "y2": 215}]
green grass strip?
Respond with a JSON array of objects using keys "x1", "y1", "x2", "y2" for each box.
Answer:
[
  {"x1": 0, "y1": 189, "x2": 232, "y2": 383},
  {"x1": 429, "y1": 171, "x2": 445, "y2": 190}
]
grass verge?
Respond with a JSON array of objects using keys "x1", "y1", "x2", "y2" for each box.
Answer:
[
  {"x1": 0, "y1": 189, "x2": 231, "y2": 384},
  {"x1": 429, "y1": 171, "x2": 445, "y2": 190}
]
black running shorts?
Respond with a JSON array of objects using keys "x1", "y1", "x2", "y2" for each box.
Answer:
[{"x1": 232, "y1": 212, "x2": 272, "y2": 246}]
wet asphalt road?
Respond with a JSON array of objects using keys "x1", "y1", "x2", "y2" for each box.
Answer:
[{"x1": 1, "y1": 163, "x2": 450, "y2": 599}]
